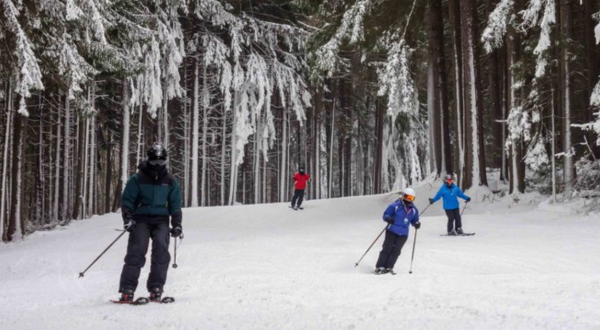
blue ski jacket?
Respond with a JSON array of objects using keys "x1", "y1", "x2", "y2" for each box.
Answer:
[
  {"x1": 431, "y1": 183, "x2": 470, "y2": 210},
  {"x1": 382, "y1": 199, "x2": 420, "y2": 236}
]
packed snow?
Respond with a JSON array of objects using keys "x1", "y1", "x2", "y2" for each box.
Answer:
[{"x1": 1, "y1": 182, "x2": 600, "y2": 330}]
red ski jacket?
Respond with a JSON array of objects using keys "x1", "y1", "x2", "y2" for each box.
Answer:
[{"x1": 293, "y1": 172, "x2": 310, "y2": 190}]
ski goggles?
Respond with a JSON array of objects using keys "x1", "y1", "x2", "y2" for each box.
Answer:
[
  {"x1": 149, "y1": 159, "x2": 167, "y2": 166},
  {"x1": 403, "y1": 194, "x2": 415, "y2": 202}
]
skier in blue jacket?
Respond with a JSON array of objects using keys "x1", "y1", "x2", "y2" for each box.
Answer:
[
  {"x1": 375, "y1": 188, "x2": 421, "y2": 275},
  {"x1": 429, "y1": 174, "x2": 470, "y2": 235}
]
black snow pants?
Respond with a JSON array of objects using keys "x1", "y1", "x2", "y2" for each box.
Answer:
[
  {"x1": 119, "y1": 219, "x2": 171, "y2": 293},
  {"x1": 291, "y1": 189, "x2": 305, "y2": 208},
  {"x1": 445, "y1": 208, "x2": 462, "y2": 232},
  {"x1": 375, "y1": 230, "x2": 408, "y2": 270}
]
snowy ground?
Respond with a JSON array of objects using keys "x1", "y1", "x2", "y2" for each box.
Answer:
[{"x1": 2, "y1": 182, "x2": 600, "y2": 330}]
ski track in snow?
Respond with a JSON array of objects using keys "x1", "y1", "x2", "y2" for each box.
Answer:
[{"x1": 1, "y1": 187, "x2": 600, "y2": 330}]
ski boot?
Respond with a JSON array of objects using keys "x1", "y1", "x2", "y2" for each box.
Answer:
[
  {"x1": 385, "y1": 268, "x2": 396, "y2": 275},
  {"x1": 456, "y1": 228, "x2": 464, "y2": 235},
  {"x1": 447, "y1": 229, "x2": 457, "y2": 236},
  {"x1": 374, "y1": 267, "x2": 389, "y2": 275},
  {"x1": 149, "y1": 287, "x2": 163, "y2": 303},
  {"x1": 119, "y1": 289, "x2": 134, "y2": 303}
]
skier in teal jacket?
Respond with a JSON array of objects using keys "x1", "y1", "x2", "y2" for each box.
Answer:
[{"x1": 118, "y1": 143, "x2": 182, "y2": 303}]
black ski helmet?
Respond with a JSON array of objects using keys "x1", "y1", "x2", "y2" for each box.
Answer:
[{"x1": 147, "y1": 143, "x2": 167, "y2": 160}]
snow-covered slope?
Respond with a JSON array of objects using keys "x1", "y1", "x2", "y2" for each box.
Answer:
[{"x1": 1, "y1": 190, "x2": 599, "y2": 330}]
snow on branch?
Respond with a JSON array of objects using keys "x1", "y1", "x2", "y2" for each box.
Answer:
[
  {"x1": 315, "y1": 0, "x2": 372, "y2": 75},
  {"x1": 584, "y1": 11, "x2": 600, "y2": 145},
  {"x1": 482, "y1": 0, "x2": 514, "y2": 53},
  {"x1": 59, "y1": 33, "x2": 98, "y2": 100},
  {"x1": 1, "y1": 0, "x2": 44, "y2": 116},
  {"x1": 520, "y1": 0, "x2": 555, "y2": 78},
  {"x1": 377, "y1": 39, "x2": 416, "y2": 119}
]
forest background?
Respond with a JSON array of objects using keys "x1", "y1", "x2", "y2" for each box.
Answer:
[{"x1": 1, "y1": 0, "x2": 600, "y2": 242}]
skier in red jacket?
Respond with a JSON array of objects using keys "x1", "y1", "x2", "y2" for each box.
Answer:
[{"x1": 291, "y1": 166, "x2": 310, "y2": 210}]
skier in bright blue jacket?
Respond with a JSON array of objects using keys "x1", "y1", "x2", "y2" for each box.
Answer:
[
  {"x1": 429, "y1": 174, "x2": 470, "y2": 235},
  {"x1": 374, "y1": 188, "x2": 420, "y2": 275}
]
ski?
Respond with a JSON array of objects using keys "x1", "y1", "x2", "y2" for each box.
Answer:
[
  {"x1": 150, "y1": 297, "x2": 175, "y2": 304},
  {"x1": 111, "y1": 297, "x2": 149, "y2": 305},
  {"x1": 440, "y1": 233, "x2": 475, "y2": 236}
]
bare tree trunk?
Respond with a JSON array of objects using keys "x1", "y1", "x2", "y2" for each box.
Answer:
[
  {"x1": 74, "y1": 112, "x2": 85, "y2": 220},
  {"x1": 459, "y1": 0, "x2": 487, "y2": 188},
  {"x1": 221, "y1": 107, "x2": 227, "y2": 206},
  {"x1": 314, "y1": 104, "x2": 321, "y2": 199},
  {"x1": 560, "y1": 0, "x2": 573, "y2": 194},
  {"x1": 121, "y1": 83, "x2": 131, "y2": 191},
  {"x1": 254, "y1": 118, "x2": 261, "y2": 204},
  {"x1": 1, "y1": 82, "x2": 13, "y2": 239},
  {"x1": 162, "y1": 60, "x2": 170, "y2": 150},
  {"x1": 36, "y1": 93, "x2": 45, "y2": 226},
  {"x1": 201, "y1": 59, "x2": 209, "y2": 207},
  {"x1": 449, "y1": 0, "x2": 465, "y2": 183},
  {"x1": 105, "y1": 129, "x2": 113, "y2": 214},
  {"x1": 82, "y1": 116, "x2": 90, "y2": 219},
  {"x1": 228, "y1": 92, "x2": 240, "y2": 205},
  {"x1": 135, "y1": 105, "x2": 144, "y2": 167},
  {"x1": 429, "y1": 0, "x2": 451, "y2": 175},
  {"x1": 88, "y1": 113, "x2": 96, "y2": 216},
  {"x1": 62, "y1": 96, "x2": 71, "y2": 222},
  {"x1": 329, "y1": 104, "x2": 335, "y2": 198},
  {"x1": 280, "y1": 98, "x2": 288, "y2": 202},
  {"x1": 54, "y1": 97, "x2": 61, "y2": 221},
  {"x1": 7, "y1": 112, "x2": 25, "y2": 241},
  {"x1": 506, "y1": 11, "x2": 525, "y2": 194},
  {"x1": 486, "y1": 0, "x2": 504, "y2": 174},
  {"x1": 374, "y1": 97, "x2": 383, "y2": 194},
  {"x1": 191, "y1": 58, "x2": 200, "y2": 207}
]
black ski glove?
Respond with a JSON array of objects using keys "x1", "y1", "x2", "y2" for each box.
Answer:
[
  {"x1": 384, "y1": 216, "x2": 394, "y2": 225},
  {"x1": 124, "y1": 220, "x2": 136, "y2": 232},
  {"x1": 428, "y1": 198, "x2": 434, "y2": 205},
  {"x1": 413, "y1": 221, "x2": 421, "y2": 230},
  {"x1": 466, "y1": 197, "x2": 471, "y2": 203},
  {"x1": 170, "y1": 226, "x2": 183, "y2": 238},
  {"x1": 122, "y1": 208, "x2": 133, "y2": 221}
]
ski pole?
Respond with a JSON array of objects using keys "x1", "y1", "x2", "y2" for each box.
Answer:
[
  {"x1": 172, "y1": 233, "x2": 184, "y2": 269},
  {"x1": 172, "y1": 237, "x2": 178, "y2": 269},
  {"x1": 354, "y1": 225, "x2": 388, "y2": 267},
  {"x1": 79, "y1": 230, "x2": 127, "y2": 278},
  {"x1": 409, "y1": 227, "x2": 418, "y2": 274},
  {"x1": 460, "y1": 202, "x2": 468, "y2": 216},
  {"x1": 420, "y1": 203, "x2": 432, "y2": 216},
  {"x1": 405, "y1": 200, "x2": 431, "y2": 274}
]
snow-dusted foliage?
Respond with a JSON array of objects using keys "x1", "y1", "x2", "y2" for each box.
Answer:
[
  {"x1": 520, "y1": 0, "x2": 556, "y2": 78},
  {"x1": 315, "y1": 0, "x2": 372, "y2": 75},
  {"x1": 377, "y1": 39, "x2": 416, "y2": 118},
  {"x1": 314, "y1": 0, "x2": 427, "y2": 192},
  {"x1": 376, "y1": 37, "x2": 425, "y2": 189},
  {"x1": 188, "y1": 0, "x2": 311, "y2": 165},
  {"x1": 482, "y1": 0, "x2": 515, "y2": 53},
  {"x1": 586, "y1": 12, "x2": 600, "y2": 146},
  {"x1": 524, "y1": 135, "x2": 549, "y2": 171},
  {"x1": 1, "y1": 0, "x2": 44, "y2": 115}
]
